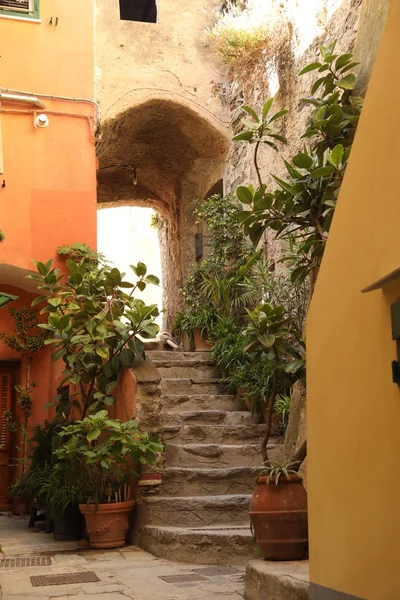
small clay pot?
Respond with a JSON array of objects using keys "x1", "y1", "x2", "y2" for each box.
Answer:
[
  {"x1": 193, "y1": 328, "x2": 212, "y2": 351},
  {"x1": 249, "y1": 475, "x2": 308, "y2": 561},
  {"x1": 11, "y1": 496, "x2": 31, "y2": 516},
  {"x1": 79, "y1": 500, "x2": 135, "y2": 549}
]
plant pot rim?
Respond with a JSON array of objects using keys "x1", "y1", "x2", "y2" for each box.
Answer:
[
  {"x1": 79, "y1": 500, "x2": 135, "y2": 513},
  {"x1": 256, "y1": 474, "x2": 303, "y2": 485}
]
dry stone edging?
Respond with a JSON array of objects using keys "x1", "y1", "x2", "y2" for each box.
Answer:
[{"x1": 135, "y1": 350, "x2": 283, "y2": 565}]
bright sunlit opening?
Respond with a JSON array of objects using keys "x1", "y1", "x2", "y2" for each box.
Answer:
[{"x1": 97, "y1": 207, "x2": 163, "y2": 323}]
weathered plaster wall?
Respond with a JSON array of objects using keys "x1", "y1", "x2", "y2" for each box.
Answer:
[{"x1": 95, "y1": 0, "x2": 232, "y2": 328}]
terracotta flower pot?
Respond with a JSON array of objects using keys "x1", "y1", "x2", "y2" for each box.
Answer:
[
  {"x1": 11, "y1": 496, "x2": 31, "y2": 516},
  {"x1": 79, "y1": 500, "x2": 135, "y2": 549},
  {"x1": 249, "y1": 475, "x2": 308, "y2": 561},
  {"x1": 193, "y1": 328, "x2": 212, "y2": 351}
]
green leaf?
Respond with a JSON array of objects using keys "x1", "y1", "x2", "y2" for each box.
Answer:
[
  {"x1": 257, "y1": 334, "x2": 276, "y2": 348},
  {"x1": 36, "y1": 262, "x2": 49, "y2": 276},
  {"x1": 137, "y1": 281, "x2": 146, "y2": 292},
  {"x1": 104, "y1": 396, "x2": 115, "y2": 406},
  {"x1": 262, "y1": 98, "x2": 274, "y2": 118},
  {"x1": 86, "y1": 427, "x2": 101, "y2": 442},
  {"x1": 292, "y1": 153, "x2": 313, "y2": 170},
  {"x1": 268, "y1": 109, "x2": 288, "y2": 124},
  {"x1": 145, "y1": 274, "x2": 160, "y2": 286},
  {"x1": 105, "y1": 380, "x2": 118, "y2": 394},
  {"x1": 298, "y1": 62, "x2": 322, "y2": 75},
  {"x1": 335, "y1": 53, "x2": 352, "y2": 71},
  {"x1": 96, "y1": 346, "x2": 109, "y2": 359},
  {"x1": 311, "y1": 77, "x2": 326, "y2": 95},
  {"x1": 236, "y1": 186, "x2": 254, "y2": 205},
  {"x1": 337, "y1": 74, "x2": 356, "y2": 90},
  {"x1": 232, "y1": 131, "x2": 253, "y2": 142},
  {"x1": 31, "y1": 295, "x2": 45, "y2": 307},
  {"x1": 48, "y1": 298, "x2": 61, "y2": 307},
  {"x1": 241, "y1": 105, "x2": 259, "y2": 122},
  {"x1": 136, "y1": 262, "x2": 147, "y2": 277},
  {"x1": 328, "y1": 144, "x2": 344, "y2": 168},
  {"x1": 120, "y1": 348, "x2": 134, "y2": 366},
  {"x1": 310, "y1": 166, "x2": 335, "y2": 178}
]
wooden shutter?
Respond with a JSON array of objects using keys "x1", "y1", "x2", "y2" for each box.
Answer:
[{"x1": 0, "y1": 371, "x2": 11, "y2": 452}]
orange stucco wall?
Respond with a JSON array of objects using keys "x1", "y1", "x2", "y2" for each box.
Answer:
[
  {"x1": 0, "y1": 1, "x2": 96, "y2": 434},
  {"x1": 0, "y1": 0, "x2": 97, "y2": 275},
  {"x1": 307, "y1": 3, "x2": 400, "y2": 598}
]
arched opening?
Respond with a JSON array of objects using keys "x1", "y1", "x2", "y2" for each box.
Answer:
[
  {"x1": 97, "y1": 206, "x2": 163, "y2": 325},
  {"x1": 96, "y1": 97, "x2": 229, "y2": 330}
]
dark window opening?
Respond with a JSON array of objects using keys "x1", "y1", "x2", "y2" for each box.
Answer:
[{"x1": 119, "y1": 0, "x2": 157, "y2": 23}]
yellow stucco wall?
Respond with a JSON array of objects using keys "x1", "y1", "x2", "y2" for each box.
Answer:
[{"x1": 307, "y1": 2, "x2": 400, "y2": 599}]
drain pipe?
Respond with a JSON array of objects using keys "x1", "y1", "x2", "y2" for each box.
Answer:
[
  {"x1": 0, "y1": 92, "x2": 46, "y2": 109},
  {"x1": 0, "y1": 87, "x2": 100, "y2": 124}
]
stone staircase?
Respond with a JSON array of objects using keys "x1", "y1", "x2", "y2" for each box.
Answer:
[{"x1": 136, "y1": 350, "x2": 283, "y2": 565}]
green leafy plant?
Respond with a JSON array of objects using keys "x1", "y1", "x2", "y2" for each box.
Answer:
[
  {"x1": 243, "y1": 302, "x2": 304, "y2": 462},
  {"x1": 27, "y1": 258, "x2": 160, "y2": 417},
  {"x1": 236, "y1": 42, "x2": 363, "y2": 288},
  {"x1": 55, "y1": 410, "x2": 163, "y2": 506},
  {"x1": 56, "y1": 243, "x2": 99, "y2": 263},
  {"x1": 273, "y1": 394, "x2": 291, "y2": 429},
  {"x1": 257, "y1": 458, "x2": 300, "y2": 486},
  {"x1": 0, "y1": 308, "x2": 47, "y2": 470}
]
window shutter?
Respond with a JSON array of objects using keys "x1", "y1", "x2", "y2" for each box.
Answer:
[{"x1": 0, "y1": 0, "x2": 31, "y2": 13}]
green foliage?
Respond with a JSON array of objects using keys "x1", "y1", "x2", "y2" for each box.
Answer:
[
  {"x1": 257, "y1": 458, "x2": 300, "y2": 486},
  {"x1": 27, "y1": 257, "x2": 160, "y2": 417},
  {"x1": 56, "y1": 243, "x2": 99, "y2": 263},
  {"x1": 233, "y1": 98, "x2": 287, "y2": 152},
  {"x1": 0, "y1": 229, "x2": 4, "y2": 242},
  {"x1": 235, "y1": 42, "x2": 363, "y2": 284},
  {"x1": 273, "y1": 394, "x2": 291, "y2": 429},
  {"x1": 175, "y1": 194, "x2": 252, "y2": 337},
  {"x1": 0, "y1": 307, "x2": 47, "y2": 356},
  {"x1": 55, "y1": 410, "x2": 163, "y2": 505}
]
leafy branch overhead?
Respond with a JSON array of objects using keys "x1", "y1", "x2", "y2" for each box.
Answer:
[
  {"x1": 27, "y1": 257, "x2": 160, "y2": 417},
  {"x1": 234, "y1": 41, "x2": 363, "y2": 285}
]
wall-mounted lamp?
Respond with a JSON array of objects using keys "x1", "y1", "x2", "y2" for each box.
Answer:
[
  {"x1": 34, "y1": 114, "x2": 49, "y2": 128},
  {"x1": 391, "y1": 298, "x2": 400, "y2": 384}
]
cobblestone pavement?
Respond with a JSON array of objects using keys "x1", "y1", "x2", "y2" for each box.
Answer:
[{"x1": 0, "y1": 515, "x2": 245, "y2": 600}]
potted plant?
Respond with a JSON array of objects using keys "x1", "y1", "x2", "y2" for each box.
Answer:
[
  {"x1": 55, "y1": 410, "x2": 162, "y2": 549},
  {"x1": 249, "y1": 460, "x2": 308, "y2": 560},
  {"x1": 192, "y1": 309, "x2": 214, "y2": 351},
  {"x1": 173, "y1": 311, "x2": 194, "y2": 351},
  {"x1": 9, "y1": 474, "x2": 31, "y2": 515}
]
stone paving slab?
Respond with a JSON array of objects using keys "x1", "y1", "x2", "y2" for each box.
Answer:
[{"x1": 0, "y1": 516, "x2": 245, "y2": 600}]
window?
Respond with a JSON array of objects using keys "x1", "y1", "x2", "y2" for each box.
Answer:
[
  {"x1": 0, "y1": 0, "x2": 39, "y2": 19},
  {"x1": 119, "y1": 0, "x2": 157, "y2": 23}
]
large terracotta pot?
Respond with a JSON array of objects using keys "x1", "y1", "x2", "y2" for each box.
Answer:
[
  {"x1": 249, "y1": 475, "x2": 308, "y2": 561},
  {"x1": 79, "y1": 500, "x2": 134, "y2": 549},
  {"x1": 193, "y1": 328, "x2": 212, "y2": 351},
  {"x1": 11, "y1": 496, "x2": 31, "y2": 516}
]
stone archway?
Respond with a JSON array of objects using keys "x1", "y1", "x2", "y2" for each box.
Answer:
[{"x1": 96, "y1": 96, "x2": 230, "y2": 330}]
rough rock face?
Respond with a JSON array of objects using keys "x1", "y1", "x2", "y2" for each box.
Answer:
[{"x1": 132, "y1": 350, "x2": 284, "y2": 565}]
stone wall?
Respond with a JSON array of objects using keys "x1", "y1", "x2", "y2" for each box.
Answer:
[
  {"x1": 220, "y1": 0, "x2": 389, "y2": 469},
  {"x1": 95, "y1": 0, "x2": 231, "y2": 328}
]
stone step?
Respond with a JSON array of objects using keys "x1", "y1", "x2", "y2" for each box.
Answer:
[
  {"x1": 164, "y1": 439, "x2": 282, "y2": 468},
  {"x1": 156, "y1": 364, "x2": 219, "y2": 379},
  {"x1": 138, "y1": 525, "x2": 258, "y2": 565},
  {"x1": 160, "y1": 466, "x2": 260, "y2": 496},
  {"x1": 147, "y1": 351, "x2": 212, "y2": 362},
  {"x1": 163, "y1": 423, "x2": 266, "y2": 444},
  {"x1": 161, "y1": 378, "x2": 228, "y2": 395},
  {"x1": 140, "y1": 494, "x2": 252, "y2": 527},
  {"x1": 161, "y1": 394, "x2": 241, "y2": 412},
  {"x1": 161, "y1": 410, "x2": 260, "y2": 426}
]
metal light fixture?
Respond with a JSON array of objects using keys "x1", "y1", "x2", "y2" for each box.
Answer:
[{"x1": 35, "y1": 114, "x2": 50, "y2": 128}]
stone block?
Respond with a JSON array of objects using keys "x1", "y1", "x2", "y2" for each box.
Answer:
[{"x1": 245, "y1": 560, "x2": 309, "y2": 600}]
